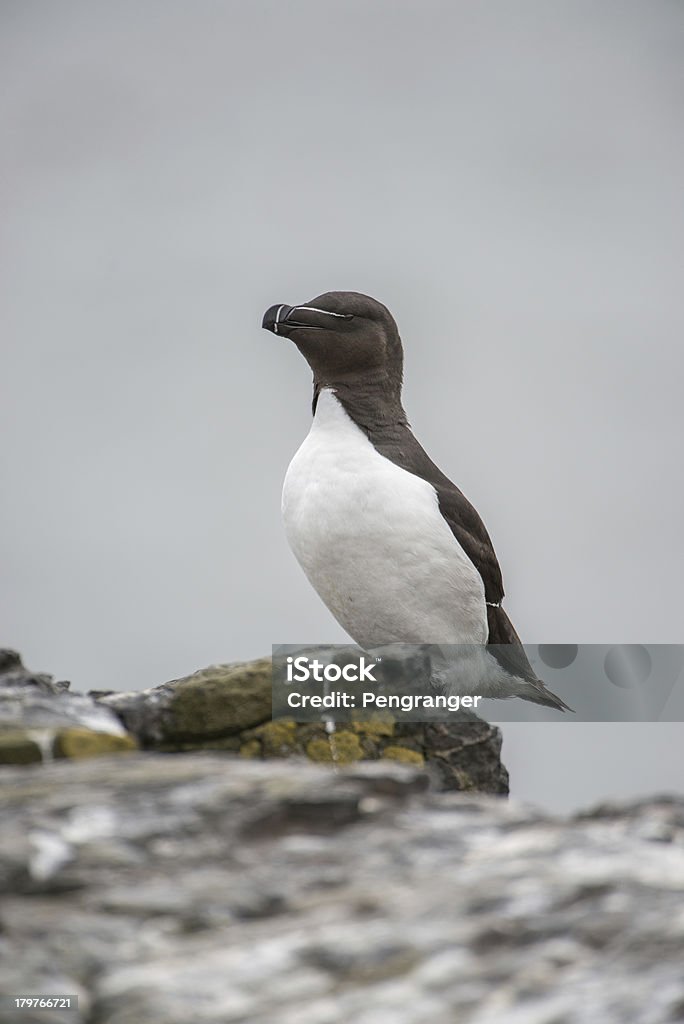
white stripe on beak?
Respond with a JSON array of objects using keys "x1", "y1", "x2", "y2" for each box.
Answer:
[{"x1": 273, "y1": 304, "x2": 287, "y2": 335}]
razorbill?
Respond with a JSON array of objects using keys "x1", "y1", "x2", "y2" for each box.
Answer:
[{"x1": 262, "y1": 292, "x2": 570, "y2": 711}]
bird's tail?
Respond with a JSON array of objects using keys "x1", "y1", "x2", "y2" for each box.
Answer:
[
  {"x1": 517, "y1": 678, "x2": 575, "y2": 713},
  {"x1": 487, "y1": 605, "x2": 574, "y2": 713}
]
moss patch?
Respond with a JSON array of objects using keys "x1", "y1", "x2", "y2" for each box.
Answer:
[
  {"x1": 54, "y1": 729, "x2": 137, "y2": 760},
  {"x1": 251, "y1": 718, "x2": 299, "y2": 756},
  {"x1": 167, "y1": 657, "x2": 272, "y2": 740},
  {"x1": 351, "y1": 713, "x2": 395, "y2": 737},
  {"x1": 0, "y1": 730, "x2": 47, "y2": 764},
  {"x1": 306, "y1": 731, "x2": 363, "y2": 764},
  {"x1": 239, "y1": 740, "x2": 261, "y2": 759},
  {"x1": 382, "y1": 746, "x2": 425, "y2": 766}
]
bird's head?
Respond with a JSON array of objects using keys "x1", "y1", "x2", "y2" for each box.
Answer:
[{"x1": 262, "y1": 291, "x2": 404, "y2": 400}]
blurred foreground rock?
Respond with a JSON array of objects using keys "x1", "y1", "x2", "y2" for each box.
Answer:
[
  {"x1": 0, "y1": 650, "x2": 507, "y2": 794},
  {"x1": 1, "y1": 754, "x2": 683, "y2": 1024}
]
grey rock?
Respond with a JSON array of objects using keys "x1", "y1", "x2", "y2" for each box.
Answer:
[
  {"x1": 0, "y1": 650, "x2": 506, "y2": 791},
  {"x1": 95, "y1": 657, "x2": 273, "y2": 747},
  {"x1": 1, "y1": 754, "x2": 682, "y2": 1023},
  {"x1": 0, "y1": 647, "x2": 70, "y2": 695},
  {"x1": 0, "y1": 649, "x2": 120, "y2": 733},
  {"x1": 94, "y1": 651, "x2": 507, "y2": 795}
]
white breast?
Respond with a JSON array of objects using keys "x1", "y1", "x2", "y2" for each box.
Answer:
[{"x1": 281, "y1": 390, "x2": 488, "y2": 647}]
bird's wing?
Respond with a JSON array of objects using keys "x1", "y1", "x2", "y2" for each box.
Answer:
[
  {"x1": 434, "y1": 483, "x2": 505, "y2": 606},
  {"x1": 363, "y1": 425, "x2": 572, "y2": 710},
  {"x1": 437, "y1": 483, "x2": 542, "y2": 682}
]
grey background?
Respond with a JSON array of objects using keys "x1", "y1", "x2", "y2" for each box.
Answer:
[{"x1": 2, "y1": 1, "x2": 683, "y2": 811}]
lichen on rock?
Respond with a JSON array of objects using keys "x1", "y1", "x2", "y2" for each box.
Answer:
[
  {"x1": 1, "y1": 649, "x2": 508, "y2": 794},
  {"x1": 306, "y1": 731, "x2": 363, "y2": 764},
  {"x1": 382, "y1": 745, "x2": 425, "y2": 766},
  {"x1": 53, "y1": 728, "x2": 137, "y2": 760}
]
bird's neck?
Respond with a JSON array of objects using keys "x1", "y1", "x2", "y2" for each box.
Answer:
[{"x1": 313, "y1": 372, "x2": 408, "y2": 440}]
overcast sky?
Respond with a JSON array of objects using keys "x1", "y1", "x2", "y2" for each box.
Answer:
[{"x1": 2, "y1": 1, "x2": 683, "y2": 811}]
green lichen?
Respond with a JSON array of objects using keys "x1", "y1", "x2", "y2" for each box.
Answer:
[
  {"x1": 451, "y1": 768, "x2": 476, "y2": 791},
  {"x1": 306, "y1": 731, "x2": 363, "y2": 764},
  {"x1": 0, "y1": 730, "x2": 46, "y2": 764},
  {"x1": 381, "y1": 745, "x2": 424, "y2": 766},
  {"x1": 54, "y1": 728, "x2": 137, "y2": 760},
  {"x1": 351, "y1": 713, "x2": 395, "y2": 737},
  {"x1": 239, "y1": 740, "x2": 261, "y2": 759},
  {"x1": 167, "y1": 657, "x2": 272, "y2": 741},
  {"x1": 245, "y1": 718, "x2": 300, "y2": 757}
]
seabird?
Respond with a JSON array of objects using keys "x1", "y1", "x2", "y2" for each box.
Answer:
[{"x1": 262, "y1": 292, "x2": 570, "y2": 711}]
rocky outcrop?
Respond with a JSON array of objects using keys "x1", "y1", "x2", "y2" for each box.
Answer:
[
  {"x1": 1, "y1": 754, "x2": 683, "y2": 1023},
  {"x1": 93, "y1": 658, "x2": 274, "y2": 748},
  {"x1": 0, "y1": 651, "x2": 507, "y2": 794},
  {"x1": 0, "y1": 650, "x2": 136, "y2": 764}
]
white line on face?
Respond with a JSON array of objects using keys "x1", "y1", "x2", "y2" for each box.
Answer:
[
  {"x1": 273, "y1": 304, "x2": 287, "y2": 335},
  {"x1": 297, "y1": 306, "x2": 349, "y2": 318}
]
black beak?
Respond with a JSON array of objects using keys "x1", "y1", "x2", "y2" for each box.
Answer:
[
  {"x1": 262, "y1": 303, "x2": 353, "y2": 335},
  {"x1": 262, "y1": 304, "x2": 295, "y2": 335}
]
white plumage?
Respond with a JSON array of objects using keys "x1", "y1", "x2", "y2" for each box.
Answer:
[{"x1": 282, "y1": 389, "x2": 488, "y2": 649}]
